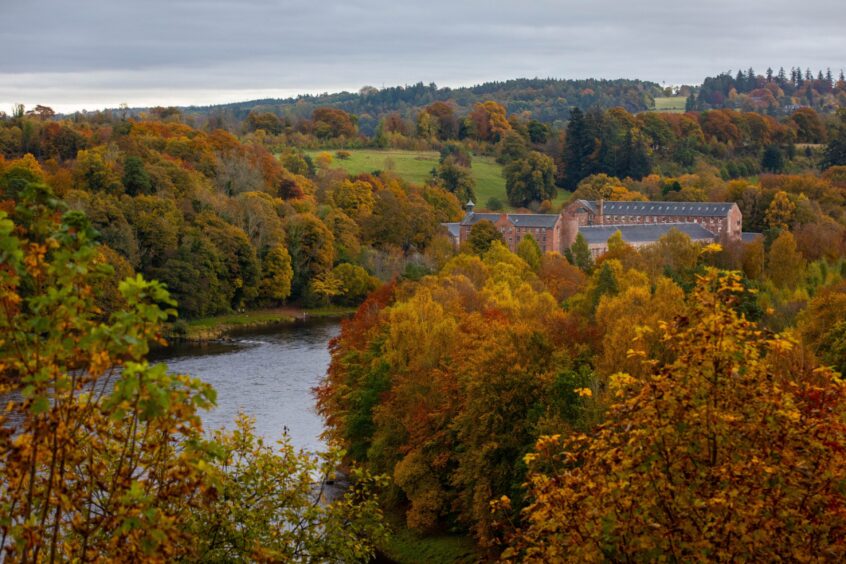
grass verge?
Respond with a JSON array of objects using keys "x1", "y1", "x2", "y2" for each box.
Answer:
[{"x1": 171, "y1": 305, "x2": 356, "y2": 341}]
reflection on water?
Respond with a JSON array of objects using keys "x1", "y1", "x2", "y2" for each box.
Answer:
[{"x1": 151, "y1": 318, "x2": 340, "y2": 453}]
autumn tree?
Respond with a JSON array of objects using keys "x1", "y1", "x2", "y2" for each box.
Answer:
[
  {"x1": 767, "y1": 230, "x2": 805, "y2": 289},
  {"x1": 0, "y1": 186, "x2": 217, "y2": 560},
  {"x1": 764, "y1": 190, "x2": 796, "y2": 232},
  {"x1": 467, "y1": 101, "x2": 511, "y2": 143},
  {"x1": 504, "y1": 270, "x2": 846, "y2": 561},
  {"x1": 259, "y1": 243, "x2": 294, "y2": 303}
]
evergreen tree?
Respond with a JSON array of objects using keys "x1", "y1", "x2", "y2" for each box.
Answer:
[
  {"x1": 761, "y1": 144, "x2": 785, "y2": 173},
  {"x1": 823, "y1": 111, "x2": 846, "y2": 169},
  {"x1": 620, "y1": 130, "x2": 651, "y2": 180},
  {"x1": 122, "y1": 156, "x2": 152, "y2": 196},
  {"x1": 569, "y1": 232, "x2": 594, "y2": 273},
  {"x1": 777, "y1": 67, "x2": 787, "y2": 85},
  {"x1": 591, "y1": 261, "x2": 619, "y2": 309},
  {"x1": 563, "y1": 108, "x2": 597, "y2": 189}
]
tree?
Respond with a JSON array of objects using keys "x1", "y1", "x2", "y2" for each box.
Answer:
[
  {"x1": 591, "y1": 260, "x2": 619, "y2": 309},
  {"x1": 467, "y1": 219, "x2": 504, "y2": 255},
  {"x1": 434, "y1": 157, "x2": 476, "y2": 204},
  {"x1": 568, "y1": 232, "x2": 594, "y2": 273},
  {"x1": 761, "y1": 144, "x2": 784, "y2": 173},
  {"x1": 823, "y1": 110, "x2": 846, "y2": 169},
  {"x1": 0, "y1": 186, "x2": 216, "y2": 560},
  {"x1": 259, "y1": 244, "x2": 293, "y2": 303},
  {"x1": 504, "y1": 271, "x2": 846, "y2": 562},
  {"x1": 122, "y1": 155, "x2": 153, "y2": 195},
  {"x1": 563, "y1": 107, "x2": 597, "y2": 189},
  {"x1": 311, "y1": 107, "x2": 357, "y2": 139},
  {"x1": 765, "y1": 190, "x2": 795, "y2": 231},
  {"x1": 516, "y1": 234, "x2": 542, "y2": 271},
  {"x1": 504, "y1": 151, "x2": 556, "y2": 208},
  {"x1": 767, "y1": 230, "x2": 805, "y2": 289},
  {"x1": 0, "y1": 186, "x2": 388, "y2": 561},
  {"x1": 285, "y1": 213, "x2": 335, "y2": 297},
  {"x1": 467, "y1": 101, "x2": 511, "y2": 142},
  {"x1": 330, "y1": 263, "x2": 379, "y2": 306},
  {"x1": 191, "y1": 415, "x2": 387, "y2": 562}
]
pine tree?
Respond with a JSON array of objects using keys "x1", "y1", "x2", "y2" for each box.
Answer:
[
  {"x1": 569, "y1": 232, "x2": 594, "y2": 273},
  {"x1": 563, "y1": 107, "x2": 597, "y2": 189}
]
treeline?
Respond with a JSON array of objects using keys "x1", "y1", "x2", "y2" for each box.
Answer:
[
  {"x1": 0, "y1": 111, "x2": 462, "y2": 320},
  {"x1": 318, "y1": 187, "x2": 846, "y2": 556},
  {"x1": 691, "y1": 66, "x2": 846, "y2": 113},
  {"x1": 121, "y1": 78, "x2": 662, "y2": 135}
]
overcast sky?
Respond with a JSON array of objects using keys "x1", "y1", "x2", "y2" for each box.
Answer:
[{"x1": 2, "y1": 0, "x2": 845, "y2": 113}]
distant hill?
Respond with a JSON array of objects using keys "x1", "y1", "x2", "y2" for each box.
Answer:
[{"x1": 176, "y1": 78, "x2": 663, "y2": 134}]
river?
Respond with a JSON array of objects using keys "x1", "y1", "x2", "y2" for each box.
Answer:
[{"x1": 150, "y1": 317, "x2": 341, "y2": 453}]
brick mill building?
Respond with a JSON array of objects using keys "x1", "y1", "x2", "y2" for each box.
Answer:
[
  {"x1": 446, "y1": 198, "x2": 744, "y2": 256},
  {"x1": 453, "y1": 201, "x2": 564, "y2": 253}
]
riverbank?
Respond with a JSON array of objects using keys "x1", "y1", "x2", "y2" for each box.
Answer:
[
  {"x1": 165, "y1": 305, "x2": 356, "y2": 342},
  {"x1": 373, "y1": 509, "x2": 480, "y2": 563}
]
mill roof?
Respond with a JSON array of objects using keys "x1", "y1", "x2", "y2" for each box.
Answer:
[
  {"x1": 578, "y1": 223, "x2": 717, "y2": 245},
  {"x1": 576, "y1": 199, "x2": 736, "y2": 218},
  {"x1": 459, "y1": 212, "x2": 561, "y2": 229},
  {"x1": 442, "y1": 222, "x2": 461, "y2": 239}
]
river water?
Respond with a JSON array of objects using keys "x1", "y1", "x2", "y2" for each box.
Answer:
[{"x1": 150, "y1": 318, "x2": 340, "y2": 453}]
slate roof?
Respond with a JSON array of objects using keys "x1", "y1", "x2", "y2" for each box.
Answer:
[
  {"x1": 741, "y1": 232, "x2": 764, "y2": 243},
  {"x1": 442, "y1": 222, "x2": 461, "y2": 239},
  {"x1": 459, "y1": 212, "x2": 560, "y2": 229},
  {"x1": 579, "y1": 223, "x2": 718, "y2": 245},
  {"x1": 576, "y1": 199, "x2": 735, "y2": 218}
]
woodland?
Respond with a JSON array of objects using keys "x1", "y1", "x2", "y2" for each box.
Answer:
[{"x1": 4, "y1": 67, "x2": 846, "y2": 559}]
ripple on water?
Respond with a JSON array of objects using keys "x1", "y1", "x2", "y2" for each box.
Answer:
[{"x1": 152, "y1": 318, "x2": 341, "y2": 453}]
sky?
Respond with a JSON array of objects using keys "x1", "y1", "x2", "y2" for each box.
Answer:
[{"x1": 2, "y1": 0, "x2": 845, "y2": 113}]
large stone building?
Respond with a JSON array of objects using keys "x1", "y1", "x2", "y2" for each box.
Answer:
[{"x1": 446, "y1": 198, "x2": 744, "y2": 256}]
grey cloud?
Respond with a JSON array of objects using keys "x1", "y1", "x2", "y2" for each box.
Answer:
[{"x1": 2, "y1": 0, "x2": 845, "y2": 111}]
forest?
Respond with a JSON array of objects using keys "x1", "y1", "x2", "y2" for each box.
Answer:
[{"x1": 4, "y1": 76, "x2": 846, "y2": 559}]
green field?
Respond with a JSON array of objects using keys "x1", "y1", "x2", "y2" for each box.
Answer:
[
  {"x1": 308, "y1": 149, "x2": 569, "y2": 211},
  {"x1": 652, "y1": 96, "x2": 687, "y2": 112}
]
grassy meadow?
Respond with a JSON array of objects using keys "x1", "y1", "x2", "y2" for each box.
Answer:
[
  {"x1": 308, "y1": 149, "x2": 569, "y2": 211},
  {"x1": 652, "y1": 96, "x2": 687, "y2": 112}
]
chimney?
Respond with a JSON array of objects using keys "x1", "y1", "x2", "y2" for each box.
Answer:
[{"x1": 598, "y1": 198, "x2": 604, "y2": 224}]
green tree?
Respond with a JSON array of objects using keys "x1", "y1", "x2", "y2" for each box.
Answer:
[
  {"x1": 434, "y1": 157, "x2": 476, "y2": 204},
  {"x1": 122, "y1": 155, "x2": 153, "y2": 195},
  {"x1": 568, "y1": 232, "x2": 594, "y2": 273},
  {"x1": 761, "y1": 144, "x2": 785, "y2": 173},
  {"x1": 330, "y1": 263, "x2": 379, "y2": 306},
  {"x1": 591, "y1": 261, "x2": 619, "y2": 309},
  {"x1": 516, "y1": 234, "x2": 542, "y2": 271},
  {"x1": 285, "y1": 212, "x2": 335, "y2": 297},
  {"x1": 823, "y1": 110, "x2": 846, "y2": 169},
  {"x1": 468, "y1": 219, "x2": 504, "y2": 255},
  {"x1": 504, "y1": 151, "x2": 557, "y2": 208}
]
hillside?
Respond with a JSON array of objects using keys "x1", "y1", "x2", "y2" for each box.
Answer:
[
  {"x1": 310, "y1": 149, "x2": 570, "y2": 211},
  {"x1": 178, "y1": 78, "x2": 662, "y2": 134}
]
